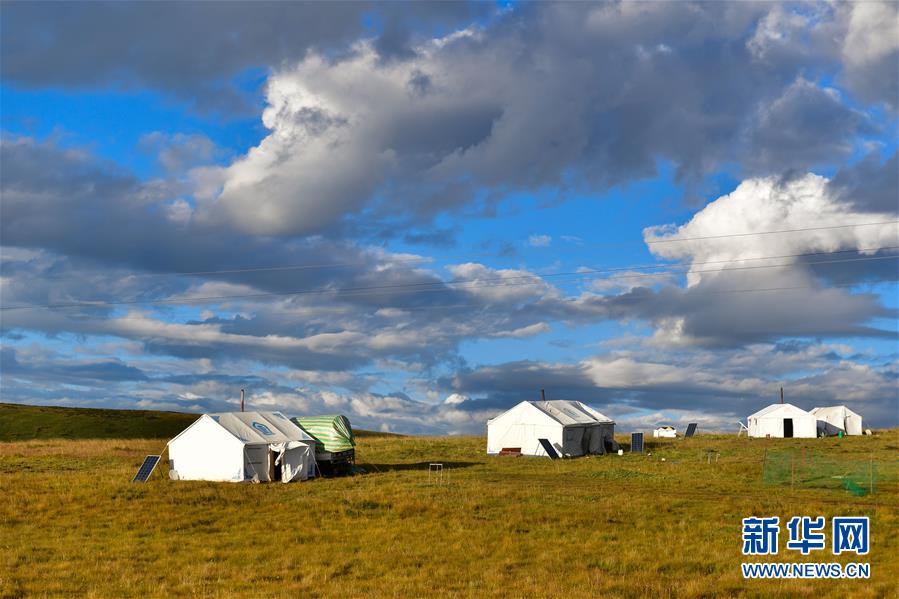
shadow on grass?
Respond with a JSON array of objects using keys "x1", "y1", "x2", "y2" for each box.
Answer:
[{"x1": 358, "y1": 461, "x2": 479, "y2": 473}]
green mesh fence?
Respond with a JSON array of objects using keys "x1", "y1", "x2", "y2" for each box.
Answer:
[{"x1": 762, "y1": 450, "x2": 898, "y2": 496}]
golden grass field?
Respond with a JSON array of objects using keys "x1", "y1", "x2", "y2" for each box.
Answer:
[{"x1": 1, "y1": 432, "x2": 897, "y2": 598}]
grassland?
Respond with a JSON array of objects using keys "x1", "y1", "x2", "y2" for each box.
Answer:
[
  {"x1": 0, "y1": 403, "x2": 199, "y2": 442},
  {"x1": 1, "y1": 429, "x2": 897, "y2": 598}
]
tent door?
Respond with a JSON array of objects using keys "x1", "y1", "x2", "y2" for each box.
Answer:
[
  {"x1": 245, "y1": 446, "x2": 270, "y2": 481},
  {"x1": 783, "y1": 418, "x2": 794, "y2": 438},
  {"x1": 271, "y1": 449, "x2": 283, "y2": 482}
]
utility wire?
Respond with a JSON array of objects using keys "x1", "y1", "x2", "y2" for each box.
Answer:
[
  {"x1": 0, "y1": 280, "x2": 889, "y2": 328},
  {"x1": 18, "y1": 219, "x2": 897, "y2": 279},
  {"x1": 2, "y1": 248, "x2": 896, "y2": 312},
  {"x1": 643, "y1": 220, "x2": 899, "y2": 245}
]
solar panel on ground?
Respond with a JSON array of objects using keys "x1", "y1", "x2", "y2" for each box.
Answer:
[
  {"x1": 537, "y1": 438, "x2": 560, "y2": 459},
  {"x1": 684, "y1": 423, "x2": 698, "y2": 438},
  {"x1": 631, "y1": 432, "x2": 644, "y2": 453},
  {"x1": 132, "y1": 455, "x2": 161, "y2": 483}
]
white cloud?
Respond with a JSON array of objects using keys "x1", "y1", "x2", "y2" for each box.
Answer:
[
  {"x1": 843, "y1": 2, "x2": 898, "y2": 68},
  {"x1": 443, "y1": 393, "x2": 469, "y2": 405},
  {"x1": 528, "y1": 234, "x2": 552, "y2": 247},
  {"x1": 643, "y1": 173, "x2": 898, "y2": 287},
  {"x1": 490, "y1": 322, "x2": 551, "y2": 339}
]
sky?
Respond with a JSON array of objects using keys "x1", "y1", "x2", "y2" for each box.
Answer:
[{"x1": 0, "y1": 1, "x2": 897, "y2": 434}]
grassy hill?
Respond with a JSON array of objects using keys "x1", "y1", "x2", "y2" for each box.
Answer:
[
  {"x1": 1, "y1": 431, "x2": 897, "y2": 597},
  {"x1": 0, "y1": 403, "x2": 199, "y2": 441},
  {"x1": 0, "y1": 402, "x2": 398, "y2": 442}
]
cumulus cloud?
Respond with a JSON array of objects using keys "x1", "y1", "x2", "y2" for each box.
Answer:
[
  {"x1": 139, "y1": 132, "x2": 220, "y2": 172},
  {"x1": 748, "y1": 78, "x2": 874, "y2": 172},
  {"x1": 0, "y1": 1, "x2": 492, "y2": 113},
  {"x1": 193, "y1": 2, "x2": 882, "y2": 236},
  {"x1": 644, "y1": 173, "x2": 898, "y2": 286},
  {"x1": 841, "y1": 1, "x2": 899, "y2": 110},
  {"x1": 828, "y1": 152, "x2": 898, "y2": 214}
]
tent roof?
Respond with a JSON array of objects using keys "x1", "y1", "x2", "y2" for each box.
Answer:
[
  {"x1": 532, "y1": 400, "x2": 614, "y2": 425},
  {"x1": 210, "y1": 411, "x2": 314, "y2": 444},
  {"x1": 170, "y1": 411, "x2": 314, "y2": 446},
  {"x1": 747, "y1": 403, "x2": 814, "y2": 420},
  {"x1": 810, "y1": 405, "x2": 862, "y2": 419},
  {"x1": 490, "y1": 400, "x2": 614, "y2": 426}
]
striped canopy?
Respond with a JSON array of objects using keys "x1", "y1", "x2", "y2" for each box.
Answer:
[{"x1": 291, "y1": 415, "x2": 356, "y2": 453}]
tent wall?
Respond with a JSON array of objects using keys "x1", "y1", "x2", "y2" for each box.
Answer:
[
  {"x1": 580, "y1": 423, "x2": 614, "y2": 454},
  {"x1": 487, "y1": 422, "x2": 563, "y2": 456},
  {"x1": 168, "y1": 416, "x2": 245, "y2": 482},
  {"x1": 845, "y1": 413, "x2": 863, "y2": 436},
  {"x1": 791, "y1": 417, "x2": 817, "y2": 438},
  {"x1": 488, "y1": 421, "x2": 614, "y2": 457},
  {"x1": 816, "y1": 420, "x2": 844, "y2": 437},
  {"x1": 562, "y1": 425, "x2": 587, "y2": 456},
  {"x1": 273, "y1": 443, "x2": 316, "y2": 482},
  {"x1": 812, "y1": 407, "x2": 864, "y2": 436},
  {"x1": 597, "y1": 422, "x2": 615, "y2": 449},
  {"x1": 748, "y1": 411, "x2": 816, "y2": 438}
]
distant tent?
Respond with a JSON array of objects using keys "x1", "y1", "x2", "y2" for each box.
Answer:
[
  {"x1": 653, "y1": 426, "x2": 677, "y2": 438},
  {"x1": 167, "y1": 411, "x2": 316, "y2": 483},
  {"x1": 746, "y1": 403, "x2": 817, "y2": 438},
  {"x1": 487, "y1": 400, "x2": 615, "y2": 457},
  {"x1": 810, "y1": 406, "x2": 863, "y2": 436}
]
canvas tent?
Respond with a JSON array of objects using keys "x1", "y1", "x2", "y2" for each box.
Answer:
[
  {"x1": 168, "y1": 411, "x2": 316, "y2": 483},
  {"x1": 653, "y1": 426, "x2": 677, "y2": 438},
  {"x1": 487, "y1": 400, "x2": 615, "y2": 457},
  {"x1": 746, "y1": 403, "x2": 817, "y2": 438},
  {"x1": 810, "y1": 406, "x2": 863, "y2": 436}
]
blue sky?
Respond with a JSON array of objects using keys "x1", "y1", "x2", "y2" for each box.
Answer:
[{"x1": 1, "y1": 1, "x2": 897, "y2": 433}]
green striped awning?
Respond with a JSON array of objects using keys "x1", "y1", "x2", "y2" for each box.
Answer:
[{"x1": 291, "y1": 415, "x2": 355, "y2": 453}]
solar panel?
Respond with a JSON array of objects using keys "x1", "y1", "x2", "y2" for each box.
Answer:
[
  {"x1": 631, "y1": 432, "x2": 644, "y2": 453},
  {"x1": 537, "y1": 438, "x2": 560, "y2": 459},
  {"x1": 132, "y1": 455, "x2": 161, "y2": 483},
  {"x1": 684, "y1": 423, "x2": 698, "y2": 438}
]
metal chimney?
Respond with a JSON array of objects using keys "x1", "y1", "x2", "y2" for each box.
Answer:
[
  {"x1": 541, "y1": 389, "x2": 546, "y2": 401},
  {"x1": 240, "y1": 388, "x2": 245, "y2": 412}
]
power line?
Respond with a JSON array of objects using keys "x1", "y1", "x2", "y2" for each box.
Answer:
[
  {"x1": 0, "y1": 280, "x2": 890, "y2": 328},
  {"x1": 19, "y1": 219, "x2": 898, "y2": 280},
  {"x1": 324, "y1": 254, "x2": 898, "y2": 301},
  {"x1": 644, "y1": 220, "x2": 899, "y2": 245},
  {"x1": 2, "y1": 248, "x2": 896, "y2": 312}
]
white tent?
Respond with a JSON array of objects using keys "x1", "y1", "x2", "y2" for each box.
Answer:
[
  {"x1": 747, "y1": 403, "x2": 817, "y2": 438},
  {"x1": 167, "y1": 411, "x2": 316, "y2": 483},
  {"x1": 653, "y1": 426, "x2": 677, "y2": 438},
  {"x1": 810, "y1": 406, "x2": 864, "y2": 436},
  {"x1": 487, "y1": 400, "x2": 615, "y2": 457}
]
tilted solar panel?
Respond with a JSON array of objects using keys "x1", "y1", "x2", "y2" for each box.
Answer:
[
  {"x1": 132, "y1": 455, "x2": 161, "y2": 483},
  {"x1": 684, "y1": 423, "x2": 698, "y2": 438},
  {"x1": 537, "y1": 438, "x2": 560, "y2": 459},
  {"x1": 631, "y1": 432, "x2": 644, "y2": 453}
]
